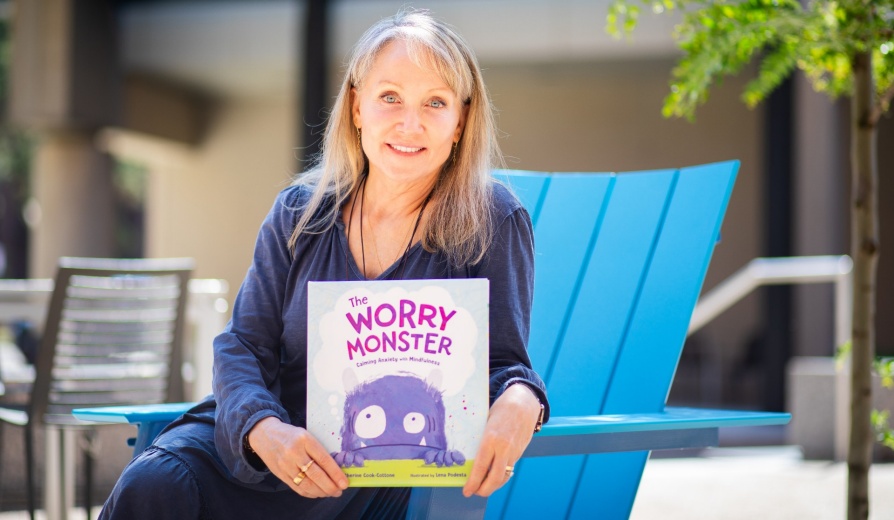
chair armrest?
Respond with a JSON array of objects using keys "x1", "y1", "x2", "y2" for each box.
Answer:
[
  {"x1": 73, "y1": 402, "x2": 197, "y2": 455},
  {"x1": 73, "y1": 402, "x2": 196, "y2": 425},
  {"x1": 524, "y1": 407, "x2": 792, "y2": 457},
  {"x1": 72, "y1": 403, "x2": 791, "y2": 458},
  {"x1": 73, "y1": 404, "x2": 789, "y2": 520},
  {"x1": 409, "y1": 407, "x2": 790, "y2": 520}
]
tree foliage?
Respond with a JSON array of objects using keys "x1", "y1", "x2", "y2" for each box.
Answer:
[
  {"x1": 838, "y1": 342, "x2": 894, "y2": 451},
  {"x1": 607, "y1": 0, "x2": 894, "y2": 121},
  {"x1": 607, "y1": 2, "x2": 894, "y2": 517},
  {"x1": 874, "y1": 358, "x2": 894, "y2": 450}
]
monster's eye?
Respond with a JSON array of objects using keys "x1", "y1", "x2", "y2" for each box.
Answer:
[
  {"x1": 355, "y1": 405, "x2": 386, "y2": 439},
  {"x1": 403, "y1": 412, "x2": 426, "y2": 434}
]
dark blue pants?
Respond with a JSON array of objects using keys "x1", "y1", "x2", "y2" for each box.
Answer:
[{"x1": 99, "y1": 418, "x2": 409, "y2": 519}]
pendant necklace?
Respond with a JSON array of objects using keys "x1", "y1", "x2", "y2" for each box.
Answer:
[{"x1": 346, "y1": 174, "x2": 432, "y2": 280}]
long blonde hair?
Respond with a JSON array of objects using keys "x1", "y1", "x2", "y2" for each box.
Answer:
[{"x1": 288, "y1": 9, "x2": 501, "y2": 267}]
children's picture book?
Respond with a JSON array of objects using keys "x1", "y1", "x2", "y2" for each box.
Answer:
[{"x1": 307, "y1": 278, "x2": 489, "y2": 487}]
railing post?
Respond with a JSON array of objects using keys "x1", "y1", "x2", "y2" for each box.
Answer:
[
  {"x1": 834, "y1": 255, "x2": 854, "y2": 351},
  {"x1": 185, "y1": 279, "x2": 230, "y2": 400}
]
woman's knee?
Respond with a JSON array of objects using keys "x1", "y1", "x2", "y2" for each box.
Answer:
[{"x1": 101, "y1": 447, "x2": 205, "y2": 519}]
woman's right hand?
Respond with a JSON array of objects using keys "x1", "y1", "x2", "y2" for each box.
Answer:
[{"x1": 247, "y1": 416, "x2": 350, "y2": 498}]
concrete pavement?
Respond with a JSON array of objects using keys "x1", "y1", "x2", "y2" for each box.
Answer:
[{"x1": 631, "y1": 447, "x2": 894, "y2": 520}]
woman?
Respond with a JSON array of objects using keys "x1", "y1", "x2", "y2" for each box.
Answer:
[{"x1": 101, "y1": 9, "x2": 548, "y2": 519}]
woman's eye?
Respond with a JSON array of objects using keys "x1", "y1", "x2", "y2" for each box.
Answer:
[
  {"x1": 354, "y1": 405, "x2": 387, "y2": 439},
  {"x1": 382, "y1": 94, "x2": 398, "y2": 103},
  {"x1": 430, "y1": 99, "x2": 445, "y2": 108},
  {"x1": 404, "y1": 412, "x2": 426, "y2": 434}
]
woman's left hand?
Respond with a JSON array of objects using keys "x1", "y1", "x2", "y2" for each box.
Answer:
[{"x1": 462, "y1": 383, "x2": 542, "y2": 498}]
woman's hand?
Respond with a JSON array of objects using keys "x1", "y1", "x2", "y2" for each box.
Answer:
[
  {"x1": 247, "y1": 417, "x2": 350, "y2": 498},
  {"x1": 462, "y1": 383, "x2": 542, "y2": 498}
]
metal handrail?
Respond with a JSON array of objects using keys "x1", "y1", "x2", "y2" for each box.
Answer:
[{"x1": 688, "y1": 255, "x2": 853, "y2": 348}]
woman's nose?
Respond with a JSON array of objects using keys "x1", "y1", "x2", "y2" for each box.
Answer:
[{"x1": 398, "y1": 107, "x2": 423, "y2": 133}]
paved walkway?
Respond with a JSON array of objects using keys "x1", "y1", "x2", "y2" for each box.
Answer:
[
  {"x1": 2, "y1": 447, "x2": 892, "y2": 520},
  {"x1": 632, "y1": 447, "x2": 894, "y2": 520}
]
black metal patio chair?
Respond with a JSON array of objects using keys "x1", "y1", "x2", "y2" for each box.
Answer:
[{"x1": 0, "y1": 257, "x2": 192, "y2": 519}]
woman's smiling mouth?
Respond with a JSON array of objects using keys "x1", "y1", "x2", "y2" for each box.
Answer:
[{"x1": 390, "y1": 144, "x2": 424, "y2": 153}]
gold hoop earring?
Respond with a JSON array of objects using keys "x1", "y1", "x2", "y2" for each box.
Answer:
[
  {"x1": 452, "y1": 142, "x2": 458, "y2": 164},
  {"x1": 357, "y1": 128, "x2": 362, "y2": 148}
]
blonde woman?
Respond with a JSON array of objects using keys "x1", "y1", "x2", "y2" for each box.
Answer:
[{"x1": 101, "y1": 9, "x2": 548, "y2": 519}]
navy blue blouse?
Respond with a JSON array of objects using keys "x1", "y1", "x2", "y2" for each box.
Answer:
[{"x1": 210, "y1": 182, "x2": 549, "y2": 483}]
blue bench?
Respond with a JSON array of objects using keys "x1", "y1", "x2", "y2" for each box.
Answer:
[{"x1": 75, "y1": 160, "x2": 791, "y2": 519}]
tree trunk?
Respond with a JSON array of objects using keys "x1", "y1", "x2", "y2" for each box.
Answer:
[{"x1": 847, "y1": 49, "x2": 878, "y2": 520}]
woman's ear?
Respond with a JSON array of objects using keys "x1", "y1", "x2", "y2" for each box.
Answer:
[
  {"x1": 454, "y1": 103, "x2": 469, "y2": 142},
  {"x1": 351, "y1": 87, "x2": 362, "y2": 128}
]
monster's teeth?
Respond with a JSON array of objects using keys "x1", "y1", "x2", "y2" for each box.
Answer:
[
  {"x1": 360, "y1": 442, "x2": 367, "y2": 448},
  {"x1": 420, "y1": 437, "x2": 427, "y2": 446}
]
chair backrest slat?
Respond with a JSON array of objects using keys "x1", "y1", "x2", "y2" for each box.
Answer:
[
  {"x1": 603, "y1": 162, "x2": 737, "y2": 414},
  {"x1": 502, "y1": 173, "x2": 613, "y2": 380},
  {"x1": 549, "y1": 169, "x2": 677, "y2": 416},
  {"x1": 493, "y1": 171, "x2": 551, "y2": 224}
]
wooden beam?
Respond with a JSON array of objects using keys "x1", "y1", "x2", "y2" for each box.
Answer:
[{"x1": 123, "y1": 74, "x2": 212, "y2": 146}]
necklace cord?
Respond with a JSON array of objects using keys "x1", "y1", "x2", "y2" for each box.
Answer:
[
  {"x1": 345, "y1": 175, "x2": 365, "y2": 280},
  {"x1": 396, "y1": 189, "x2": 432, "y2": 280},
  {"x1": 346, "y1": 174, "x2": 432, "y2": 280},
  {"x1": 358, "y1": 177, "x2": 368, "y2": 277}
]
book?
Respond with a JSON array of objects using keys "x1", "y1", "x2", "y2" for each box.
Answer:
[{"x1": 307, "y1": 278, "x2": 489, "y2": 487}]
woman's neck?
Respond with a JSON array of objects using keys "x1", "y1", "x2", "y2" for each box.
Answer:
[
  {"x1": 360, "y1": 172, "x2": 437, "y2": 222},
  {"x1": 342, "y1": 171, "x2": 436, "y2": 279}
]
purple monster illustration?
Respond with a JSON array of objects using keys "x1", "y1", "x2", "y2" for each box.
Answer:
[{"x1": 333, "y1": 372, "x2": 465, "y2": 468}]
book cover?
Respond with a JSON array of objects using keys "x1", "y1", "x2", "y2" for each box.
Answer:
[{"x1": 307, "y1": 278, "x2": 489, "y2": 487}]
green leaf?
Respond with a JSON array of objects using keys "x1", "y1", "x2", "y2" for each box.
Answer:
[
  {"x1": 607, "y1": 1, "x2": 644, "y2": 37},
  {"x1": 743, "y1": 41, "x2": 799, "y2": 106},
  {"x1": 871, "y1": 409, "x2": 894, "y2": 451},
  {"x1": 835, "y1": 340, "x2": 852, "y2": 370},
  {"x1": 876, "y1": 358, "x2": 894, "y2": 389}
]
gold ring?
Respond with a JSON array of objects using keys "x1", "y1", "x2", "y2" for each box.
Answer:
[
  {"x1": 299, "y1": 459, "x2": 315, "y2": 474},
  {"x1": 505, "y1": 465, "x2": 514, "y2": 472},
  {"x1": 293, "y1": 472, "x2": 305, "y2": 486}
]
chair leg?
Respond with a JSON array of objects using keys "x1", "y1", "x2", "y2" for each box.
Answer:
[
  {"x1": 25, "y1": 424, "x2": 35, "y2": 520},
  {"x1": 82, "y1": 429, "x2": 96, "y2": 520}
]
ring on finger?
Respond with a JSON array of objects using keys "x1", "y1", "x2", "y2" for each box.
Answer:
[
  {"x1": 293, "y1": 472, "x2": 306, "y2": 486},
  {"x1": 299, "y1": 459, "x2": 315, "y2": 474},
  {"x1": 505, "y1": 465, "x2": 515, "y2": 479}
]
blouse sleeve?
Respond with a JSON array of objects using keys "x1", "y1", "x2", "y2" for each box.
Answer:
[
  {"x1": 475, "y1": 202, "x2": 551, "y2": 424},
  {"x1": 212, "y1": 187, "x2": 300, "y2": 482}
]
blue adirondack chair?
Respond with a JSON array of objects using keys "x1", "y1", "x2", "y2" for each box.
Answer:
[{"x1": 75, "y1": 160, "x2": 790, "y2": 519}]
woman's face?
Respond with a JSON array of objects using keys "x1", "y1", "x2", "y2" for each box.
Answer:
[{"x1": 352, "y1": 40, "x2": 467, "y2": 188}]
